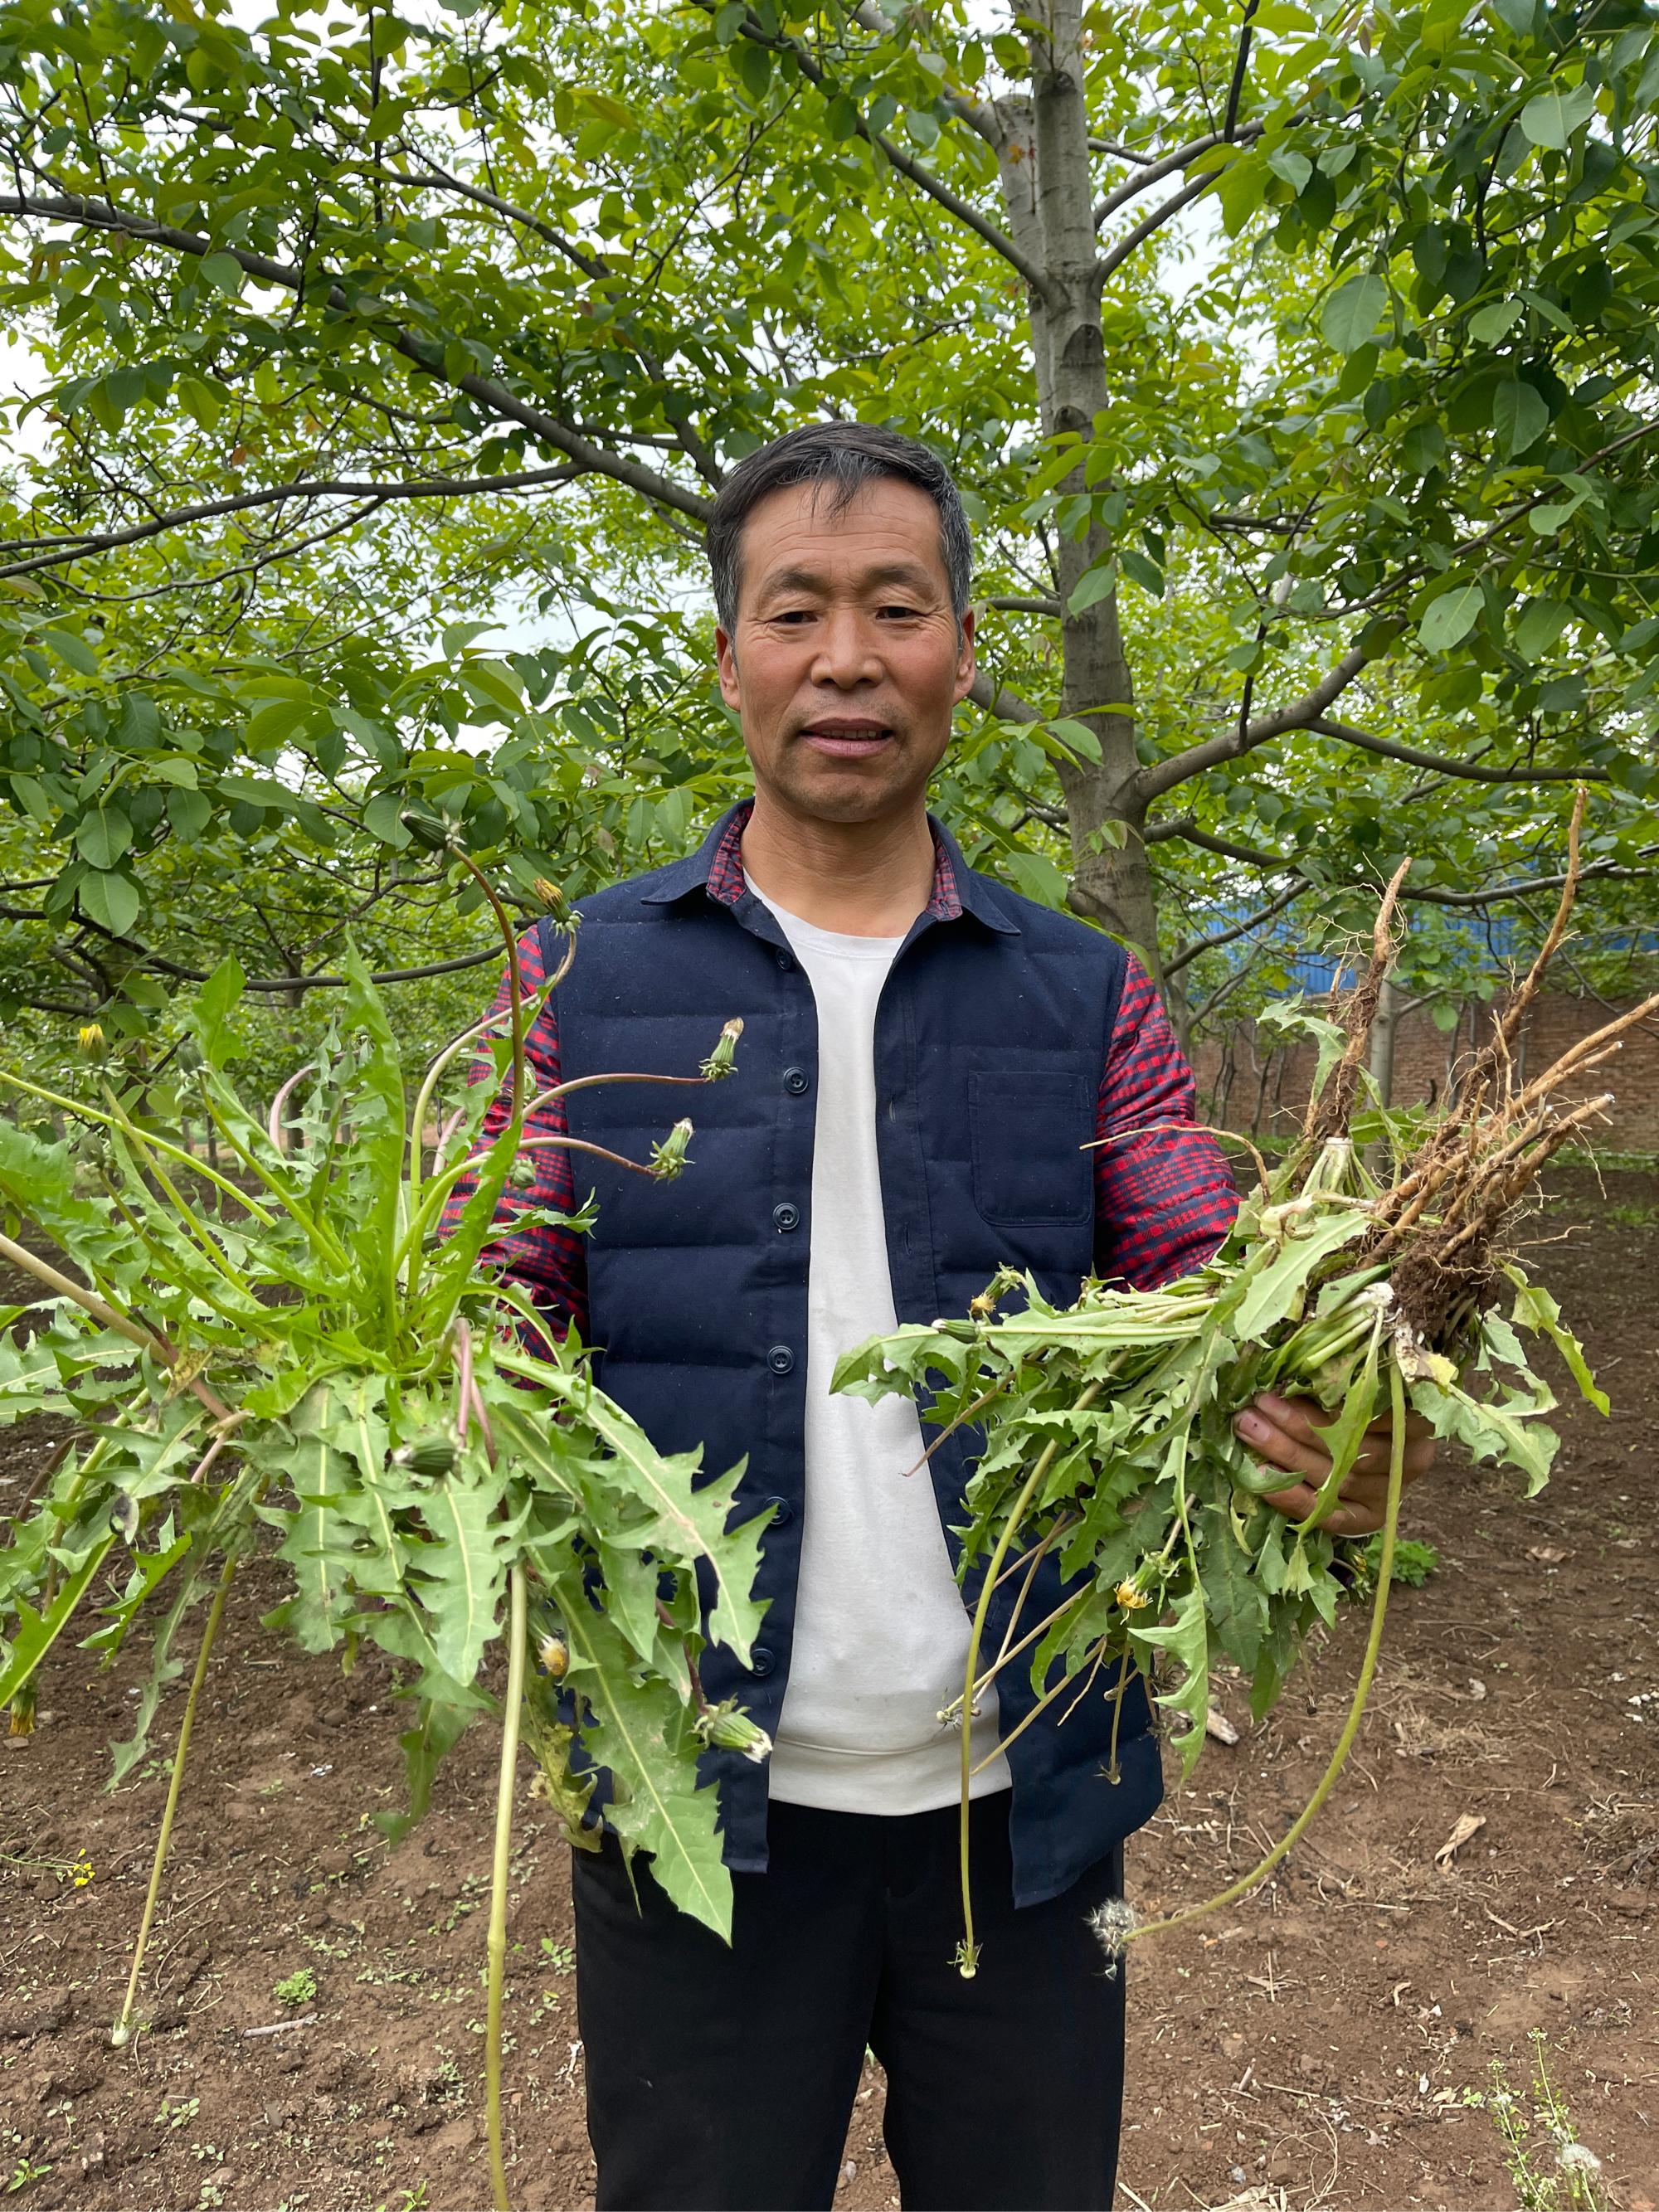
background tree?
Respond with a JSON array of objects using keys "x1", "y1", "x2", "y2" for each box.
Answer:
[{"x1": 0, "y1": 0, "x2": 1654, "y2": 1067}]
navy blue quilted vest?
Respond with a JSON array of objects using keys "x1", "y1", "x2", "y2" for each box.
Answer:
[{"x1": 552, "y1": 806, "x2": 1160, "y2": 1908}]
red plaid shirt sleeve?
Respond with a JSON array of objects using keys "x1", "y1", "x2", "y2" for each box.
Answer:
[
  {"x1": 1094, "y1": 957, "x2": 1239, "y2": 1288},
  {"x1": 438, "y1": 926, "x2": 589, "y2": 1340}
]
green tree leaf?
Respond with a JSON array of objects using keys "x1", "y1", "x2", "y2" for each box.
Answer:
[
  {"x1": 79, "y1": 868, "x2": 141, "y2": 937},
  {"x1": 1493, "y1": 378, "x2": 1548, "y2": 457},
  {"x1": 75, "y1": 809, "x2": 133, "y2": 869},
  {"x1": 1518, "y1": 82, "x2": 1596, "y2": 148},
  {"x1": 1321, "y1": 273, "x2": 1387, "y2": 352},
  {"x1": 1418, "y1": 584, "x2": 1484, "y2": 654}
]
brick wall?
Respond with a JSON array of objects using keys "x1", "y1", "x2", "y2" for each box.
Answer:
[{"x1": 1190, "y1": 991, "x2": 1659, "y2": 1151}]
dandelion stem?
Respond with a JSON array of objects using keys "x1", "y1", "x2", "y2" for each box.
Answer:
[
  {"x1": 956, "y1": 1380, "x2": 1102, "y2": 1976},
  {"x1": 487, "y1": 1564, "x2": 528, "y2": 2212},
  {"x1": 113, "y1": 1548, "x2": 238, "y2": 2048},
  {"x1": 1112, "y1": 1359, "x2": 1408, "y2": 1952}
]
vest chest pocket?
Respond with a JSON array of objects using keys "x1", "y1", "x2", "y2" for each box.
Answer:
[{"x1": 969, "y1": 1066, "x2": 1093, "y2": 1227}]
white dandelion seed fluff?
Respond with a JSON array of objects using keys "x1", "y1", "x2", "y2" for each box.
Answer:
[
  {"x1": 1087, "y1": 1896, "x2": 1138, "y2": 1977},
  {"x1": 1556, "y1": 2144, "x2": 1602, "y2": 2176}
]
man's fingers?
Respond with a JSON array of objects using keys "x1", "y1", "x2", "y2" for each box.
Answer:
[
  {"x1": 1240, "y1": 1393, "x2": 1437, "y2": 1489},
  {"x1": 1258, "y1": 1478, "x2": 1318, "y2": 1519},
  {"x1": 1321, "y1": 1503, "x2": 1385, "y2": 1537},
  {"x1": 1233, "y1": 1404, "x2": 1329, "y2": 1483}
]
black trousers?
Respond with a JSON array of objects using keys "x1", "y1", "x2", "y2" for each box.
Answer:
[{"x1": 572, "y1": 1791, "x2": 1126, "y2": 2211}]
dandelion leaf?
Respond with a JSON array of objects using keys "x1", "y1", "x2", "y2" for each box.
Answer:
[{"x1": 553, "y1": 1574, "x2": 733, "y2": 1940}]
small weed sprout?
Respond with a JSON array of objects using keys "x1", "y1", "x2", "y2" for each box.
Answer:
[
  {"x1": 1463, "y1": 2032, "x2": 1608, "y2": 2212},
  {"x1": 1363, "y1": 1534, "x2": 1440, "y2": 1587},
  {"x1": 274, "y1": 1968, "x2": 317, "y2": 2009}
]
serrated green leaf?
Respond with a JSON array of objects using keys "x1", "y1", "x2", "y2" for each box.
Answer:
[
  {"x1": 553, "y1": 1575, "x2": 732, "y2": 1938},
  {"x1": 375, "y1": 1694, "x2": 474, "y2": 1845},
  {"x1": 1504, "y1": 1270, "x2": 1608, "y2": 1413},
  {"x1": 0, "y1": 1535, "x2": 115, "y2": 1707},
  {"x1": 254, "y1": 1394, "x2": 358, "y2": 1652},
  {"x1": 407, "y1": 1475, "x2": 523, "y2": 1685},
  {"x1": 508, "y1": 1359, "x2": 766, "y2": 1664}
]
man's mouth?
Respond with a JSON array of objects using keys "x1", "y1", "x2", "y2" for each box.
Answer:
[{"x1": 798, "y1": 720, "x2": 894, "y2": 759}]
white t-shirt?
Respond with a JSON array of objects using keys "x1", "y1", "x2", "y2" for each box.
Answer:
[{"x1": 751, "y1": 884, "x2": 1010, "y2": 1815}]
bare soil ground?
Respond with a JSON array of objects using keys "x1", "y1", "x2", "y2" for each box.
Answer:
[{"x1": 0, "y1": 1167, "x2": 1653, "y2": 2212}]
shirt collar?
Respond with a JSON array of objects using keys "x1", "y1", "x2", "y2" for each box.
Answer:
[{"x1": 641, "y1": 800, "x2": 1018, "y2": 936}]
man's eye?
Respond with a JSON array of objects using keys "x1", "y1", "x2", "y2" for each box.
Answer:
[{"x1": 877, "y1": 603, "x2": 924, "y2": 620}]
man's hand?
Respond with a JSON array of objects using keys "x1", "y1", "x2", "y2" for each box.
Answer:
[{"x1": 1232, "y1": 1391, "x2": 1436, "y2": 1537}]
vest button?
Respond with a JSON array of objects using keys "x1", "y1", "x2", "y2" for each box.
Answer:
[
  {"x1": 775, "y1": 947, "x2": 793, "y2": 970},
  {"x1": 749, "y1": 1647, "x2": 776, "y2": 1678},
  {"x1": 782, "y1": 1066, "x2": 809, "y2": 1096},
  {"x1": 766, "y1": 1344, "x2": 795, "y2": 1375},
  {"x1": 766, "y1": 1495, "x2": 794, "y2": 1527},
  {"x1": 772, "y1": 1202, "x2": 800, "y2": 1232}
]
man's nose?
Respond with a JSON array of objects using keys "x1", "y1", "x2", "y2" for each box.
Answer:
[{"x1": 809, "y1": 607, "x2": 883, "y2": 688}]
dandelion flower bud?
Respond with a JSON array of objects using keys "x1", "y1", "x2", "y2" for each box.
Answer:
[
  {"x1": 76, "y1": 1022, "x2": 107, "y2": 1062},
  {"x1": 392, "y1": 1435, "x2": 458, "y2": 1479},
  {"x1": 649, "y1": 1118, "x2": 694, "y2": 1180},
  {"x1": 533, "y1": 877, "x2": 565, "y2": 910},
  {"x1": 398, "y1": 809, "x2": 453, "y2": 853},
  {"x1": 538, "y1": 1634, "x2": 570, "y2": 1680},
  {"x1": 699, "y1": 1018, "x2": 744, "y2": 1082},
  {"x1": 694, "y1": 1700, "x2": 772, "y2": 1763}
]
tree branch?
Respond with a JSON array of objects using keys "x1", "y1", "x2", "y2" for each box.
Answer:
[
  {"x1": 1129, "y1": 642, "x2": 1372, "y2": 807},
  {"x1": 967, "y1": 668, "x2": 1043, "y2": 723},
  {"x1": 0, "y1": 190, "x2": 715, "y2": 527},
  {"x1": 1092, "y1": 131, "x2": 1226, "y2": 227},
  {"x1": 1096, "y1": 168, "x2": 1225, "y2": 284},
  {"x1": 1397, "y1": 858, "x2": 1655, "y2": 909},
  {"x1": 395, "y1": 158, "x2": 610, "y2": 280},
  {"x1": 1224, "y1": 0, "x2": 1261, "y2": 139},
  {"x1": 728, "y1": 16, "x2": 1056, "y2": 299},
  {"x1": 1088, "y1": 135, "x2": 1155, "y2": 165},
  {"x1": 135, "y1": 946, "x2": 507, "y2": 992},
  {"x1": 1165, "y1": 878, "x2": 1310, "y2": 976},
  {"x1": 849, "y1": 1, "x2": 1005, "y2": 148},
  {"x1": 985, "y1": 593, "x2": 1062, "y2": 617},
  {"x1": 1146, "y1": 817, "x2": 1296, "y2": 870},
  {"x1": 1306, "y1": 717, "x2": 1607, "y2": 785},
  {"x1": 0, "y1": 465, "x2": 582, "y2": 579}
]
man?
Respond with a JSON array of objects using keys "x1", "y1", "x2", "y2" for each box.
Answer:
[{"x1": 452, "y1": 423, "x2": 1430, "y2": 2210}]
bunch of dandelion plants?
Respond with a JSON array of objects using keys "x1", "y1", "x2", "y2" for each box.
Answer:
[
  {"x1": 835, "y1": 797, "x2": 1652, "y2": 1976},
  {"x1": 0, "y1": 844, "x2": 767, "y2": 2212}
]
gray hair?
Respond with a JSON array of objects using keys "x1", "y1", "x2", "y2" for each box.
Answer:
[{"x1": 705, "y1": 421, "x2": 974, "y2": 634}]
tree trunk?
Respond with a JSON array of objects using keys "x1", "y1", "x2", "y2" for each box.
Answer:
[{"x1": 991, "y1": 1, "x2": 1164, "y2": 982}]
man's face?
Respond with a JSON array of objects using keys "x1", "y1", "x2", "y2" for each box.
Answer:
[{"x1": 715, "y1": 477, "x2": 975, "y2": 824}]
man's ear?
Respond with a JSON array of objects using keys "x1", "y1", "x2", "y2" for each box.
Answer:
[
  {"x1": 715, "y1": 625, "x2": 742, "y2": 713},
  {"x1": 952, "y1": 605, "x2": 977, "y2": 705}
]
